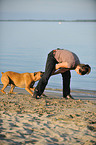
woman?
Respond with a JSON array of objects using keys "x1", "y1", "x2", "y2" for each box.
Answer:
[{"x1": 33, "y1": 48, "x2": 91, "y2": 99}]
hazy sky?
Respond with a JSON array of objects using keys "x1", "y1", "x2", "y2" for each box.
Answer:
[{"x1": 0, "y1": 0, "x2": 96, "y2": 20}]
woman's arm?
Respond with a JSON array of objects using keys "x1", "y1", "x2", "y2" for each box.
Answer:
[
  {"x1": 52, "y1": 68, "x2": 69, "y2": 75},
  {"x1": 52, "y1": 62, "x2": 75, "y2": 75},
  {"x1": 52, "y1": 62, "x2": 74, "y2": 75}
]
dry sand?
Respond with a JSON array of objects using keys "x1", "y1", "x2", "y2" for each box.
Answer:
[{"x1": 0, "y1": 86, "x2": 96, "y2": 145}]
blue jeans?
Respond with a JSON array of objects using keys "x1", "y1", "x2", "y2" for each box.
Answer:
[{"x1": 34, "y1": 50, "x2": 71, "y2": 97}]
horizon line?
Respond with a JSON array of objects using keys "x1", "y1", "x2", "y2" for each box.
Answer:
[{"x1": 0, "y1": 19, "x2": 96, "y2": 22}]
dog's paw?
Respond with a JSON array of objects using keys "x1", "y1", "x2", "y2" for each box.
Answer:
[
  {"x1": 8, "y1": 92, "x2": 17, "y2": 94},
  {"x1": 1, "y1": 90, "x2": 6, "y2": 94}
]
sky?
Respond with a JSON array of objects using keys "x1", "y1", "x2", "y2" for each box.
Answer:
[{"x1": 0, "y1": 0, "x2": 96, "y2": 20}]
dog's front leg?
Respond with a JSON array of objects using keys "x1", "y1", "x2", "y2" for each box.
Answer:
[
  {"x1": 30, "y1": 87, "x2": 35, "y2": 92},
  {"x1": 25, "y1": 87, "x2": 33, "y2": 95}
]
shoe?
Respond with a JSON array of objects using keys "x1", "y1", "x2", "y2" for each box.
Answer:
[
  {"x1": 33, "y1": 90, "x2": 41, "y2": 99},
  {"x1": 65, "y1": 95, "x2": 74, "y2": 100},
  {"x1": 33, "y1": 94, "x2": 41, "y2": 99}
]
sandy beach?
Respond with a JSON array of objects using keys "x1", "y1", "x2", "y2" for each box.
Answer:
[{"x1": 0, "y1": 86, "x2": 96, "y2": 145}]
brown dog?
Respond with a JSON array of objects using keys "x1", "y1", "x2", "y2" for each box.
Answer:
[{"x1": 1, "y1": 71, "x2": 44, "y2": 95}]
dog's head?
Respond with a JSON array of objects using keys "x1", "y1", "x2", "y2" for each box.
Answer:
[{"x1": 34, "y1": 71, "x2": 44, "y2": 81}]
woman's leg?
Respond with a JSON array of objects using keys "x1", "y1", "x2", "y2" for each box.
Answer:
[
  {"x1": 33, "y1": 51, "x2": 57, "y2": 97},
  {"x1": 61, "y1": 71, "x2": 71, "y2": 98}
]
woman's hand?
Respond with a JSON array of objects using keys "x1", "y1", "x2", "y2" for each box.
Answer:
[{"x1": 55, "y1": 62, "x2": 68, "y2": 70}]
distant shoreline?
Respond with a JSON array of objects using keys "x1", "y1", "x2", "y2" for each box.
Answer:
[{"x1": 0, "y1": 19, "x2": 96, "y2": 22}]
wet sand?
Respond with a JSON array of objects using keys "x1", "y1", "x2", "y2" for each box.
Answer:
[{"x1": 0, "y1": 86, "x2": 96, "y2": 145}]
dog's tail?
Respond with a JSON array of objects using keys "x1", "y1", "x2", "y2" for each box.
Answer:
[{"x1": 1, "y1": 72, "x2": 4, "y2": 75}]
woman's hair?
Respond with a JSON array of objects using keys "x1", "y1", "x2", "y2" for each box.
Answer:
[{"x1": 79, "y1": 64, "x2": 91, "y2": 75}]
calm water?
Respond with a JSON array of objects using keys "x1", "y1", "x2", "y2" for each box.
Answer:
[{"x1": 0, "y1": 22, "x2": 96, "y2": 91}]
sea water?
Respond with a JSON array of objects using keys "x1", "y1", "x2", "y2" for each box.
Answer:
[{"x1": 0, "y1": 21, "x2": 96, "y2": 90}]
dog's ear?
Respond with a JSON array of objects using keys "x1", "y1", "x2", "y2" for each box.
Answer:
[
  {"x1": 34, "y1": 72, "x2": 37, "y2": 76},
  {"x1": 40, "y1": 71, "x2": 44, "y2": 74}
]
